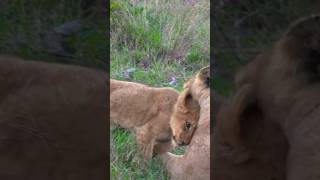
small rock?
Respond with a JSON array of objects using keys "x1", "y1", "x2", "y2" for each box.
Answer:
[
  {"x1": 122, "y1": 68, "x2": 136, "y2": 79},
  {"x1": 169, "y1": 76, "x2": 178, "y2": 86}
]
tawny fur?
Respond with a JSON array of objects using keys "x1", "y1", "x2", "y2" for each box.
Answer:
[
  {"x1": 0, "y1": 55, "x2": 108, "y2": 180},
  {"x1": 110, "y1": 79, "x2": 179, "y2": 158},
  {"x1": 213, "y1": 15, "x2": 320, "y2": 180},
  {"x1": 162, "y1": 66, "x2": 210, "y2": 180},
  {"x1": 169, "y1": 88, "x2": 200, "y2": 146}
]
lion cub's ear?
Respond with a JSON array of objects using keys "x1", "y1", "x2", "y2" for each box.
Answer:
[
  {"x1": 179, "y1": 88, "x2": 199, "y2": 111},
  {"x1": 217, "y1": 84, "x2": 255, "y2": 164},
  {"x1": 183, "y1": 79, "x2": 192, "y2": 89},
  {"x1": 197, "y1": 66, "x2": 210, "y2": 87},
  {"x1": 283, "y1": 15, "x2": 320, "y2": 81},
  {"x1": 285, "y1": 15, "x2": 320, "y2": 47}
]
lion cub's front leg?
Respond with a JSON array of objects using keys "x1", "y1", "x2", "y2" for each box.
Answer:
[{"x1": 135, "y1": 126, "x2": 155, "y2": 159}]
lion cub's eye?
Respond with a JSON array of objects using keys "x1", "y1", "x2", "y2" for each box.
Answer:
[{"x1": 185, "y1": 121, "x2": 191, "y2": 130}]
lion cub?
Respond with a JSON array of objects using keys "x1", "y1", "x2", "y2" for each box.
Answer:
[
  {"x1": 163, "y1": 66, "x2": 210, "y2": 180},
  {"x1": 110, "y1": 79, "x2": 179, "y2": 158}
]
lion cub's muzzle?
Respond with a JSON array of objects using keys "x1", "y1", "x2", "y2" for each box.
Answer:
[{"x1": 173, "y1": 135, "x2": 189, "y2": 146}]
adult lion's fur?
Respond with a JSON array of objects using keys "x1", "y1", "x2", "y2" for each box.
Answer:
[
  {"x1": 0, "y1": 55, "x2": 108, "y2": 179},
  {"x1": 213, "y1": 15, "x2": 320, "y2": 180},
  {"x1": 110, "y1": 79, "x2": 179, "y2": 158},
  {"x1": 162, "y1": 66, "x2": 210, "y2": 180}
]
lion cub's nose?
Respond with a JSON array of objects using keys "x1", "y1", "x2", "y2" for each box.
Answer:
[{"x1": 173, "y1": 136, "x2": 176, "y2": 141}]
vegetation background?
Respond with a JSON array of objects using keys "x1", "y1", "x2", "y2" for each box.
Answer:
[
  {"x1": 110, "y1": 0, "x2": 209, "y2": 179},
  {"x1": 0, "y1": 0, "x2": 107, "y2": 70},
  {"x1": 213, "y1": 0, "x2": 318, "y2": 96}
]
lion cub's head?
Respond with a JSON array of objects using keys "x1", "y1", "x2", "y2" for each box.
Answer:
[
  {"x1": 170, "y1": 66, "x2": 209, "y2": 146},
  {"x1": 170, "y1": 87, "x2": 200, "y2": 146}
]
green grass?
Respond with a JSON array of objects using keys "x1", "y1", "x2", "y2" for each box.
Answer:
[
  {"x1": 111, "y1": 128, "x2": 170, "y2": 180},
  {"x1": 111, "y1": 0, "x2": 209, "y2": 179}
]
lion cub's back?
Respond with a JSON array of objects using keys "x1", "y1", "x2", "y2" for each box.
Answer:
[
  {"x1": 110, "y1": 79, "x2": 179, "y2": 128},
  {"x1": 110, "y1": 79, "x2": 158, "y2": 128}
]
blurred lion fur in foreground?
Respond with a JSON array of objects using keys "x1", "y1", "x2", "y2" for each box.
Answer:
[
  {"x1": 213, "y1": 15, "x2": 320, "y2": 180},
  {"x1": 0, "y1": 55, "x2": 108, "y2": 179}
]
